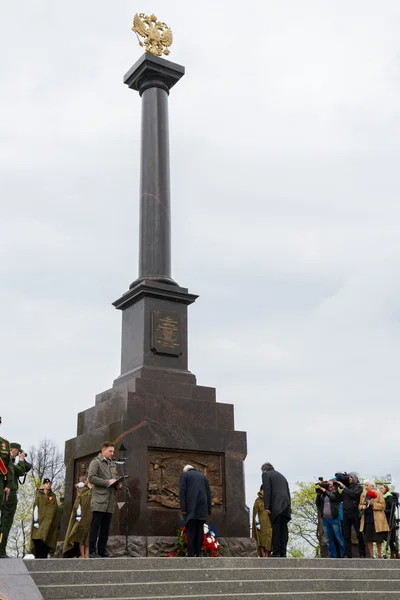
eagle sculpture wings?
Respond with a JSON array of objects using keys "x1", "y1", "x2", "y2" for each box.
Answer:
[{"x1": 132, "y1": 13, "x2": 173, "y2": 57}]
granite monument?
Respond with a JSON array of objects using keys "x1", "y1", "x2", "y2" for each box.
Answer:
[{"x1": 63, "y1": 25, "x2": 253, "y2": 555}]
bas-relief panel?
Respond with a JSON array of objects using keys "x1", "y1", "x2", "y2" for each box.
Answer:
[
  {"x1": 147, "y1": 448, "x2": 224, "y2": 510},
  {"x1": 74, "y1": 452, "x2": 98, "y2": 483}
]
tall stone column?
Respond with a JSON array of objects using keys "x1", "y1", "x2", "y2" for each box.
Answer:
[
  {"x1": 124, "y1": 53, "x2": 184, "y2": 287},
  {"x1": 112, "y1": 54, "x2": 196, "y2": 385}
]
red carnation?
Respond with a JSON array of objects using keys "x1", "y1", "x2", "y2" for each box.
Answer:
[{"x1": 367, "y1": 490, "x2": 378, "y2": 499}]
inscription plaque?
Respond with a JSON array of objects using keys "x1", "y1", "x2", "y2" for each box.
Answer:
[
  {"x1": 151, "y1": 309, "x2": 182, "y2": 356},
  {"x1": 147, "y1": 448, "x2": 224, "y2": 510}
]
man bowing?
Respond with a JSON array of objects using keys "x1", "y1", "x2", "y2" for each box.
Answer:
[
  {"x1": 261, "y1": 462, "x2": 291, "y2": 557},
  {"x1": 179, "y1": 465, "x2": 212, "y2": 557}
]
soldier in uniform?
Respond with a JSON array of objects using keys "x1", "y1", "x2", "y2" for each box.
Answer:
[
  {"x1": 30, "y1": 479, "x2": 59, "y2": 558},
  {"x1": 0, "y1": 442, "x2": 29, "y2": 557},
  {"x1": 0, "y1": 416, "x2": 11, "y2": 558}
]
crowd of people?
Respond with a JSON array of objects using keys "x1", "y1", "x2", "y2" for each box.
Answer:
[
  {"x1": 1, "y1": 420, "x2": 399, "y2": 560},
  {"x1": 252, "y1": 469, "x2": 399, "y2": 560},
  {"x1": 0, "y1": 436, "x2": 122, "y2": 559},
  {"x1": 314, "y1": 474, "x2": 399, "y2": 560}
]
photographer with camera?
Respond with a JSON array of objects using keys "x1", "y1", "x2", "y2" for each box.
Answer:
[
  {"x1": 380, "y1": 484, "x2": 399, "y2": 559},
  {"x1": 336, "y1": 472, "x2": 366, "y2": 558},
  {"x1": 315, "y1": 479, "x2": 344, "y2": 558}
]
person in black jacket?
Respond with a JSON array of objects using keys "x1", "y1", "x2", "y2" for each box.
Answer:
[
  {"x1": 380, "y1": 484, "x2": 399, "y2": 559},
  {"x1": 337, "y1": 472, "x2": 366, "y2": 558},
  {"x1": 179, "y1": 465, "x2": 212, "y2": 557},
  {"x1": 316, "y1": 480, "x2": 344, "y2": 558},
  {"x1": 261, "y1": 462, "x2": 291, "y2": 557}
]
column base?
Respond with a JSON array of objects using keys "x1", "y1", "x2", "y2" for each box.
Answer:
[{"x1": 129, "y1": 275, "x2": 178, "y2": 289}]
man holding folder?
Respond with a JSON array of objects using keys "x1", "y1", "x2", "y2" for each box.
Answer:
[{"x1": 88, "y1": 441, "x2": 121, "y2": 558}]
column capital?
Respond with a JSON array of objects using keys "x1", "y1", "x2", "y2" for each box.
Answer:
[{"x1": 123, "y1": 52, "x2": 185, "y2": 95}]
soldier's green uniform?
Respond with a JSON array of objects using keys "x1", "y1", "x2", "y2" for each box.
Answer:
[
  {"x1": 0, "y1": 443, "x2": 26, "y2": 556},
  {"x1": 0, "y1": 434, "x2": 11, "y2": 558}
]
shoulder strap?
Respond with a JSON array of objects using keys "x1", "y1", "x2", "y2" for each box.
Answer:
[{"x1": 0, "y1": 457, "x2": 7, "y2": 476}]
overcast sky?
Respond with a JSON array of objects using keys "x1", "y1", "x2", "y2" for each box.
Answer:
[{"x1": 1, "y1": 0, "x2": 400, "y2": 507}]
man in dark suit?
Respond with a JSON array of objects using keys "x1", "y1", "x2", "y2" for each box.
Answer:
[
  {"x1": 261, "y1": 462, "x2": 291, "y2": 557},
  {"x1": 179, "y1": 465, "x2": 212, "y2": 557}
]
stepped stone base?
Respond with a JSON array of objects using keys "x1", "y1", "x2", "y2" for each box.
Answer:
[
  {"x1": 54, "y1": 536, "x2": 257, "y2": 558},
  {"x1": 25, "y1": 557, "x2": 400, "y2": 600}
]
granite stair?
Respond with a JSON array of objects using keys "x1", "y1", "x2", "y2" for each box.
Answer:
[{"x1": 25, "y1": 557, "x2": 400, "y2": 599}]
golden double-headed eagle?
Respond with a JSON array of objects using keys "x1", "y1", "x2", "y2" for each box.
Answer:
[{"x1": 132, "y1": 13, "x2": 173, "y2": 57}]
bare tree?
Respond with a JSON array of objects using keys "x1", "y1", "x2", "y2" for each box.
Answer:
[{"x1": 28, "y1": 438, "x2": 65, "y2": 493}]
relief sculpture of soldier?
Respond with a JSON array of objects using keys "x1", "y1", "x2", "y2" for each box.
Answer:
[{"x1": 148, "y1": 451, "x2": 224, "y2": 512}]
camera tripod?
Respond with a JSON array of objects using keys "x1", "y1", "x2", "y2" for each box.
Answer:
[{"x1": 383, "y1": 494, "x2": 399, "y2": 559}]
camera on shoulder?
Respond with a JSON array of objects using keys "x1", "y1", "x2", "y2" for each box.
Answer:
[{"x1": 335, "y1": 472, "x2": 350, "y2": 486}]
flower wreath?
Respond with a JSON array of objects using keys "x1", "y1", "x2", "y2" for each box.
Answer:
[{"x1": 166, "y1": 523, "x2": 224, "y2": 557}]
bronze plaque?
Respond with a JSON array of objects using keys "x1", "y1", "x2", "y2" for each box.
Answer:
[
  {"x1": 151, "y1": 310, "x2": 181, "y2": 356},
  {"x1": 147, "y1": 448, "x2": 224, "y2": 510}
]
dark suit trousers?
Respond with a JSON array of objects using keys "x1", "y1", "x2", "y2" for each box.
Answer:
[
  {"x1": 33, "y1": 539, "x2": 50, "y2": 559},
  {"x1": 342, "y1": 511, "x2": 366, "y2": 558},
  {"x1": 89, "y1": 511, "x2": 112, "y2": 556},
  {"x1": 186, "y1": 519, "x2": 205, "y2": 557},
  {"x1": 271, "y1": 514, "x2": 289, "y2": 557}
]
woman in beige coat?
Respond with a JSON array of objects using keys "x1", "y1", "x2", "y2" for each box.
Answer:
[{"x1": 359, "y1": 481, "x2": 389, "y2": 558}]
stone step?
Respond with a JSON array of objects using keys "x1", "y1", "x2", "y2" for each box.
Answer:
[
  {"x1": 36, "y1": 578, "x2": 400, "y2": 600},
  {"x1": 51, "y1": 596, "x2": 400, "y2": 600},
  {"x1": 29, "y1": 566, "x2": 400, "y2": 586},
  {"x1": 24, "y1": 557, "x2": 400, "y2": 572}
]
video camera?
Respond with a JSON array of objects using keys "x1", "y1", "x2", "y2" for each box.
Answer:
[
  {"x1": 335, "y1": 472, "x2": 350, "y2": 486},
  {"x1": 314, "y1": 477, "x2": 328, "y2": 493},
  {"x1": 314, "y1": 477, "x2": 339, "y2": 494}
]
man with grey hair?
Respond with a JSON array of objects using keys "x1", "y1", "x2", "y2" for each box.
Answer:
[
  {"x1": 179, "y1": 465, "x2": 212, "y2": 557},
  {"x1": 261, "y1": 462, "x2": 291, "y2": 557}
]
